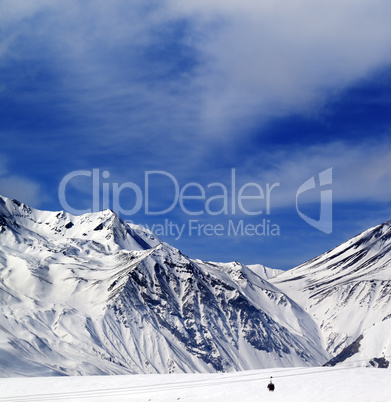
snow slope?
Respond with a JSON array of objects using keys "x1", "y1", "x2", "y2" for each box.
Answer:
[
  {"x1": 272, "y1": 220, "x2": 391, "y2": 363},
  {"x1": 0, "y1": 367, "x2": 389, "y2": 402},
  {"x1": 0, "y1": 195, "x2": 328, "y2": 376},
  {"x1": 246, "y1": 263, "x2": 283, "y2": 280}
]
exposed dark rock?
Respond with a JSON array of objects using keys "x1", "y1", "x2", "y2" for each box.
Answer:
[
  {"x1": 324, "y1": 335, "x2": 363, "y2": 366},
  {"x1": 369, "y1": 357, "x2": 389, "y2": 368},
  {"x1": 0, "y1": 215, "x2": 6, "y2": 227}
]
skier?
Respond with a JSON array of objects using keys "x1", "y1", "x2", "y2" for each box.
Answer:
[{"x1": 267, "y1": 377, "x2": 275, "y2": 392}]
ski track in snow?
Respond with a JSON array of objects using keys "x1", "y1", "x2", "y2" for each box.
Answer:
[
  {"x1": 0, "y1": 367, "x2": 390, "y2": 402},
  {"x1": 0, "y1": 368, "x2": 391, "y2": 402}
]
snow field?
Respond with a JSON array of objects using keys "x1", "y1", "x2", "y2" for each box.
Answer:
[{"x1": 0, "y1": 367, "x2": 389, "y2": 402}]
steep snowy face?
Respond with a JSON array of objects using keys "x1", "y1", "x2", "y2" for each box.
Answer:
[
  {"x1": 272, "y1": 221, "x2": 391, "y2": 358},
  {"x1": 0, "y1": 196, "x2": 328, "y2": 376},
  {"x1": 113, "y1": 255, "x2": 328, "y2": 373}
]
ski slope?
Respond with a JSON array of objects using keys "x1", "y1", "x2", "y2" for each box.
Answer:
[{"x1": 0, "y1": 367, "x2": 389, "y2": 402}]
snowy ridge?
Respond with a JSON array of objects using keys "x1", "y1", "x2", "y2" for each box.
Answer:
[{"x1": 0, "y1": 195, "x2": 328, "y2": 376}]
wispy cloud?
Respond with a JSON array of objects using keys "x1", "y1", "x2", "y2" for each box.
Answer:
[
  {"x1": 0, "y1": 156, "x2": 43, "y2": 207},
  {"x1": 165, "y1": 0, "x2": 391, "y2": 133},
  {"x1": 2, "y1": 0, "x2": 391, "y2": 149},
  {"x1": 236, "y1": 138, "x2": 391, "y2": 210},
  {"x1": 1, "y1": 0, "x2": 391, "y2": 267}
]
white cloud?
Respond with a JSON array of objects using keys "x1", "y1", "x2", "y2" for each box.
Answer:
[
  {"x1": 0, "y1": 176, "x2": 42, "y2": 207},
  {"x1": 0, "y1": 157, "x2": 43, "y2": 207},
  {"x1": 238, "y1": 139, "x2": 391, "y2": 209},
  {"x1": 0, "y1": 0, "x2": 391, "y2": 175},
  {"x1": 0, "y1": 0, "x2": 54, "y2": 23},
  {"x1": 164, "y1": 0, "x2": 391, "y2": 134},
  {"x1": 2, "y1": 0, "x2": 391, "y2": 143}
]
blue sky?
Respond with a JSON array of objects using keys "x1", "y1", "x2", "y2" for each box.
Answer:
[{"x1": 1, "y1": 0, "x2": 391, "y2": 269}]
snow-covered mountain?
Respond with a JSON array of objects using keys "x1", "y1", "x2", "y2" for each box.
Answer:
[
  {"x1": 2, "y1": 194, "x2": 390, "y2": 376},
  {"x1": 0, "y1": 195, "x2": 328, "y2": 377},
  {"x1": 271, "y1": 220, "x2": 391, "y2": 366}
]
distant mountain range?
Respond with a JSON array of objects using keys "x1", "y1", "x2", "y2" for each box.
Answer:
[{"x1": 0, "y1": 195, "x2": 389, "y2": 376}]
